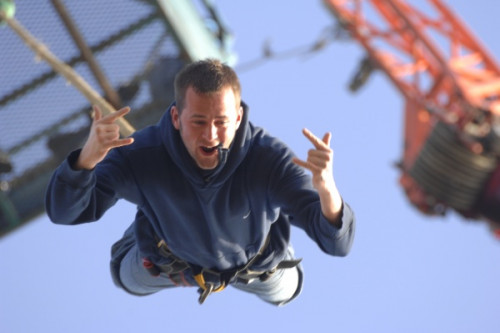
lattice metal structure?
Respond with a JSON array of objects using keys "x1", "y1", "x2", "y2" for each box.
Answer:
[
  {"x1": 324, "y1": 0, "x2": 500, "y2": 238},
  {"x1": 0, "y1": 0, "x2": 234, "y2": 236}
]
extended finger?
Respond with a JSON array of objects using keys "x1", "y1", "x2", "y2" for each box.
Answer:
[
  {"x1": 101, "y1": 106, "x2": 131, "y2": 123},
  {"x1": 292, "y1": 157, "x2": 319, "y2": 172},
  {"x1": 292, "y1": 157, "x2": 308, "y2": 169},
  {"x1": 101, "y1": 137, "x2": 134, "y2": 151},
  {"x1": 322, "y1": 132, "x2": 331, "y2": 146},
  {"x1": 302, "y1": 128, "x2": 329, "y2": 150},
  {"x1": 92, "y1": 105, "x2": 102, "y2": 121},
  {"x1": 110, "y1": 137, "x2": 134, "y2": 149}
]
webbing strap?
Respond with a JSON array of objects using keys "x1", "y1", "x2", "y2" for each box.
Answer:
[
  {"x1": 192, "y1": 234, "x2": 271, "y2": 304},
  {"x1": 194, "y1": 273, "x2": 226, "y2": 293},
  {"x1": 152, "y1": 233, "x2": 301, "y2": 304}
]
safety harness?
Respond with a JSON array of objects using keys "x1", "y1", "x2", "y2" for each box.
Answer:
[{"x1": 142, "y1": 234, "x2": 301, "y2": 304}]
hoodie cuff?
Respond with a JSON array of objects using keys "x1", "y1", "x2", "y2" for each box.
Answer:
[
  {"x1": 56, "y1": 149, "x2": 95, "y2": 188},
  {"x1": 319, "y1": 202, "x2": 354, "y2": 239}
]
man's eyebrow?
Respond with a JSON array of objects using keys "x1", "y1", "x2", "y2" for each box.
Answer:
[
  {"x1": 189, "y1": 114, "x2": 207, "y2": 120},
  {"x1": 190, "y1": 114, "x2": 229, "y2": 119}
]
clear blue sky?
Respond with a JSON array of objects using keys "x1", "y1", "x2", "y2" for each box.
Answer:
[{"x1": 1, "y1": 1, "x2": 499, "y2": 332}]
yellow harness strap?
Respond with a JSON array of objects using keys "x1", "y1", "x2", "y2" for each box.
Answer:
[{"x1": 194, "y1": 273, "x2": 226, "y2": 293}]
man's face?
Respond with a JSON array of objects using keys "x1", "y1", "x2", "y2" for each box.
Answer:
[{"x1": 171, "y1": 86, "x2": 243, "y2": 170}]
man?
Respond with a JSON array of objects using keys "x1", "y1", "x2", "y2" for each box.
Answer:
[{"x1": 45, "y1": 59, "x2": 355, "y2": 306}]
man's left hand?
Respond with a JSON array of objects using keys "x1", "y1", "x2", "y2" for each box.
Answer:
[
  {"x1": 293, "y1": 128, "x2": 334, "y2": 191},
  {"x1": 293, "y1": 128, "x2": 343, "y2": 226}
]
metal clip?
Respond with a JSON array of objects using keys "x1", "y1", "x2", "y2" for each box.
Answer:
[{"x1": 198, "y1": 283, "x2": 214, "y2": 304}]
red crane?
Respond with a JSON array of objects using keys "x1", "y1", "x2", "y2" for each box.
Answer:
[{"x1": 323, "y1": 0, "x2": 500, "y2": 238}]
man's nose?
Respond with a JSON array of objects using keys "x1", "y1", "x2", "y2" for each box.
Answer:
[{"x1": 204, "y1": 124, "x2": 218, "y2": 141}]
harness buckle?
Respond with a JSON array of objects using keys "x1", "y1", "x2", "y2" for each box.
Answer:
[
  {"x1": 194, "y1": 271, "x2": 226, "y2": 304},
  {"x1": 198, "y1": 283, "x2": 214, "y2": 304}
]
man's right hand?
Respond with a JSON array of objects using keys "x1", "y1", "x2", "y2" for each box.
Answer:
[{"x1": 74, "y1": 105, "x2": 134, "y2": 170}]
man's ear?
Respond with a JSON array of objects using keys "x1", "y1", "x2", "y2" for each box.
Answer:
[
  {"x1": 235, "y1": 106, "x2": 243, "y2": 130},
  {"x1": 171, "y1": 106, "x2": 180, "y2": 130}
]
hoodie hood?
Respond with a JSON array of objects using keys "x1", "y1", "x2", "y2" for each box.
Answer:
[{"x1": 159, "y1": 102, "x2": 252, "y2": 188}]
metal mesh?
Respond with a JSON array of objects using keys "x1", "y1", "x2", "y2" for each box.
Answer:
[
  {"x1": 0, "y1": 0, "x2": 181, "y2": 182},
  {"x1": 0, "y1": 0, "x2": 218, "y2": 235}
]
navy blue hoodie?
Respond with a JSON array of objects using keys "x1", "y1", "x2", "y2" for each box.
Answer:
[{"x1": 45, "y1": 103, "x2": 355, "y2": 272}]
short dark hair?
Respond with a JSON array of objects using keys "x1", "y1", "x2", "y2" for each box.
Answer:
[{"x1": 174, "y1": 59, "x2": 241, "y2": 112}]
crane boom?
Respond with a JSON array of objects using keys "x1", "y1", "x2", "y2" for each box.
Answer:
[{"x1": 324, "y1": 0, "x2": 500, "y2": 238}]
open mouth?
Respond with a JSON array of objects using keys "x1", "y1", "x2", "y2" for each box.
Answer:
[{"x1": 200, "y1": 145, "x2": 218, "y2": 154}]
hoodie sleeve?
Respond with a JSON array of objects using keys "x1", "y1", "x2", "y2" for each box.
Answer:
[
  {"x1": 313, "y1": 202, "x2": 355, "y2": 256},
  {"x1": 268, "y1": 145, "x2": 356, "y2": 257},
  {"x1": 45, "y1": 148, "x2": 136, "y2": 225}
]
